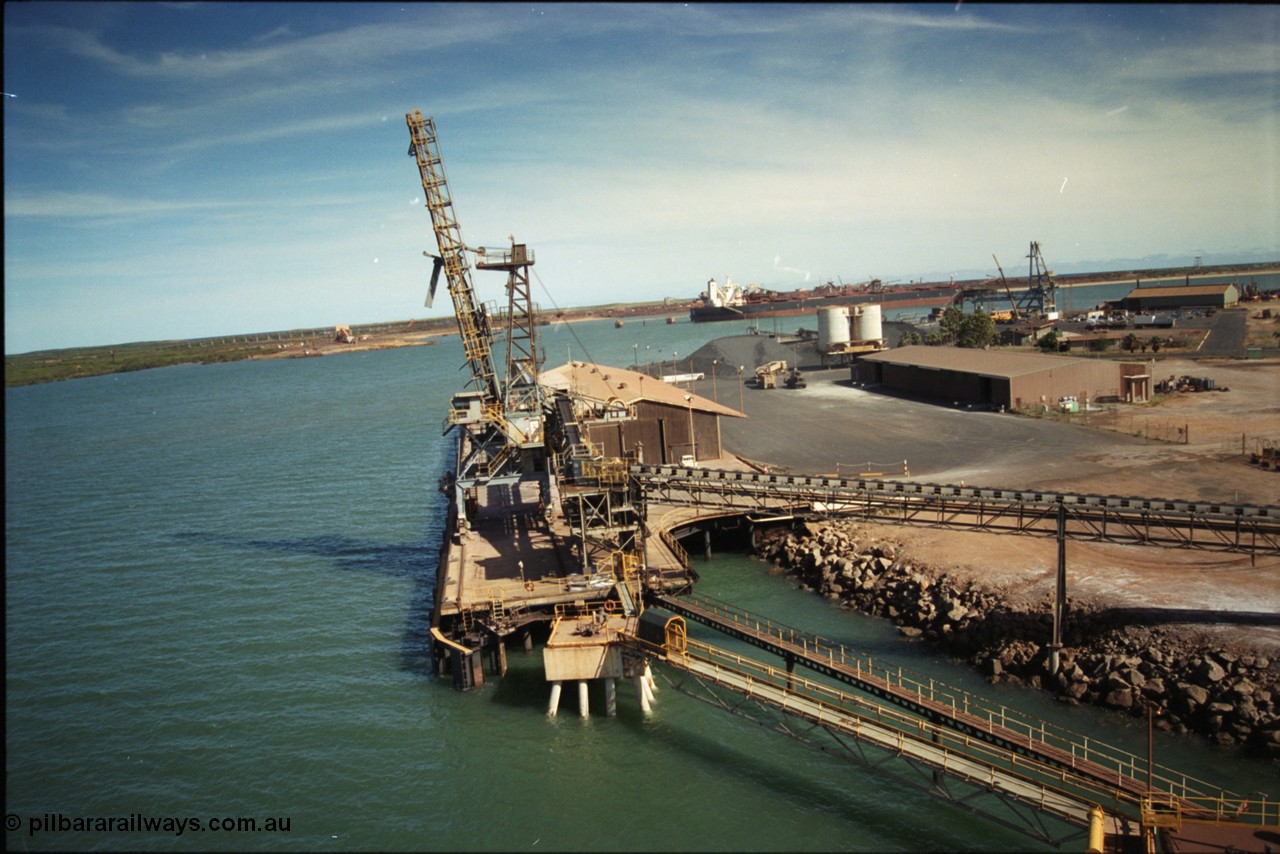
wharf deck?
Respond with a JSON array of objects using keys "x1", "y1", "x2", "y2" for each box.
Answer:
[
  {"x1": 435, "y1": 486, "x2": 716, "y2": 630},
  {"x1": 437, "y1": 480, "x2": 587, "y2": 622}
]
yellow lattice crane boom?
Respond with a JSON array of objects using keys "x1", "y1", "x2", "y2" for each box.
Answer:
[{"x1": 406, "y1": 110, "x2": 501, "y2": 403}]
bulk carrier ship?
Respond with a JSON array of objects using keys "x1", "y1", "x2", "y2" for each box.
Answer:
[{"x1": 690, "y1": 276, "x2": 962, "y2": 323}]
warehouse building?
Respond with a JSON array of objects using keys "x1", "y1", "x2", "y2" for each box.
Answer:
[
  {"x1": 1122, "y1": 282, "x2": 1239, "y2": 311},
  {"x1": 853, "y1": 346, "x2": 1150, "y2": 411},
  {"x1": 540, "y1": 361, "x2": 743, "y2": 464}
]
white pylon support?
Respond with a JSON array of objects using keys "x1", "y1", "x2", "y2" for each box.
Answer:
[
  {"x1": 635, "y1": 674, "x2": 652, "y2": 714},
  {"x1": 605, "y1": 678, "x2": 617, "y2": 717},
  {"x1": 578, "y1": 680, "x2": 590, "y2": 719},
  {"x1": 547, "y1": 680, "x2": 562, "y2": 717}
]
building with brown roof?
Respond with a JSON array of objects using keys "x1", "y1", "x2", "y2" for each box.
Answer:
[
  {"x1": 853, "y1": 346, "x2": 1150, "y2": 411},
  {"x1": 540, "y1": 361, "x2": 744, "y2": 464},
  {"x1": 1123, "y1": 283, "x2": 1239, "y2": 311}
]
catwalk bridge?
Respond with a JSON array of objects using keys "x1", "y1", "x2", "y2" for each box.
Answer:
[
  {"x1": 632, "y1": 463, "x2": 1280, "y2": 556},
  {"x1": 616, "y1": 590, "x2": 1278, "y2": 849}
]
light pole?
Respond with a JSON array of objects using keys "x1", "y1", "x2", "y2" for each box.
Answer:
[
  {"x1": 632, "y1": 343, "x2": 638, "y2": 370},
  {"x1": 646, "y1": 345, "x2": 651, "y2": 374},
  {"x1": 712, "y1": 359, "x2": 719, "y2": 402},
  {"x1": 737, "y1": 365, "x2": 745, "y2": 414}
]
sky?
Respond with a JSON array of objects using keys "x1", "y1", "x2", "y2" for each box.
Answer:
[{"x1": 4, "y1": 3, "x2": 1278, "y2": 354}]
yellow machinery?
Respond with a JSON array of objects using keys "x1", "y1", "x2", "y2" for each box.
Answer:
[{"x1": 755, "y1": 360, "x2": 788, "y2": 389}]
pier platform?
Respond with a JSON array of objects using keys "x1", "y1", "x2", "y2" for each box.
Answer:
[{"x1": 437, "y1": 480, "x2": 595, "y2": 621}]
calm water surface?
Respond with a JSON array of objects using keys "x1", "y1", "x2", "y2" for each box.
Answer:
[{"x1": 6, "y1": 317, "x2": 1275, "y2": 851}]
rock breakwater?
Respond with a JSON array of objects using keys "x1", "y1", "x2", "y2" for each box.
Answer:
[{"x1": 756, "y1": 520, "x2": 1280, "y2": 758}]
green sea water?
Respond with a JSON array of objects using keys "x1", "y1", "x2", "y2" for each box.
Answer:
[{"x1": 5, "y1": 315, "x2": 1275, "y2": 851}]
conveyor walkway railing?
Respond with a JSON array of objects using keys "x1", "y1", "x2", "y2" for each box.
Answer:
[
  {"x1": 631, "y1": 464, "x2": 1280, "y2": 555},
  {"x1": 650, "y1": 591, "x2": 1251, "y2": 814},
  {"x1": 628, "y1": 628, "x2": 1117, "y2": 830}
]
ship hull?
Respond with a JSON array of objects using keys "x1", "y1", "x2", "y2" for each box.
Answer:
[{"x1": 689, "y1": 286, "x2": 961, "y2": 323}]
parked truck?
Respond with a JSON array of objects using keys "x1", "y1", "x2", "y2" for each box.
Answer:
[
  {"x1": 754, "y1": 360, "x2": 788, "y2": 389},
  {"x1": 1132, "y1": 315, "x2": 1175, "y2": 329}
]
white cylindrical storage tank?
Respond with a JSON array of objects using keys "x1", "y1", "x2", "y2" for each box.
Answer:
[
  {"x1": 855, "y1": 303, "x2": 883, "y2": 341},
  {"x1": 818, "y1": 306, "x2": 851, "y2": 351}
]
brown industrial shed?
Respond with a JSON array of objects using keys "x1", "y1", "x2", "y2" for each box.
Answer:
[
  {"x1": 853, "y1": 346, "x2": 1150, "y2": 411},
  {"x1": 1123, "y1": 283, "x2": 1239, "y2": 311},
  {"x1": 540, "y1": 362, "x2": 744, "y2": 464}
]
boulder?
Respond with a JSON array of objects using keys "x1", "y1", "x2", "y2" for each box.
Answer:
[
  {"x1": 1105, "y1": 688, "x2": 1135, "y2": 709},
  {"x1": 1141, "y1": 677, "x2": 1167, "y2": 703},
  {"x1": 1182, "y1": 684, "x2": 1210, "y2": 706},
  {"x1": 1105, "y1": 672, "x2": 1132, "y2": 693},
  {"x1": 1120, "y1": 666, "x2": 1146, "y2": 689},
  {"x1": 1195, "y1": 659, "x2": 1227, "y2": 684},
  {"x1": 1229, "y1": 679, "x2": 1256, "y2": 699}
]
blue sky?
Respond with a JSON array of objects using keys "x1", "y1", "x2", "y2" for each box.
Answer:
[{"x1": 4, "y1": 3, "x2": 1278, "y2": 354}]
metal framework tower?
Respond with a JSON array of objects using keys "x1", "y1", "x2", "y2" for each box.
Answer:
[
  {"x1": 478, "y1": 243, "x2": 543, "y2": 418},
  {"x1": 1018, "y1": 240, "x2": 1059, "y2": 319}
]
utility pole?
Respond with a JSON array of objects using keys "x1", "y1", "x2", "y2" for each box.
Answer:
[{"x1": 1049, "y1": 499, "x2": 1067, "y2": 676}]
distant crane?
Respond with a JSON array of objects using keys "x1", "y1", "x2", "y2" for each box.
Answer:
[
  {"x1": 992, "y1": 253, "x2": 1019, "y2": 320},
  {"x1": 975, "y1": 243, "x2": 1059, "y2": 320},
  {"x1": 1019, "y1": 240, "x2": 1059, "y2": 320}
]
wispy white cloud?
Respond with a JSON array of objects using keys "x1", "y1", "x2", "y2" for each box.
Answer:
[
  {"x1": 845, "y1": 5, "x2": 1037, "y2": 33},
  {"x1": 5, "y1": 14, "x2": 510, "y2": 80},
  {"x1": 3, "y1": 3, "x2": 1276, "y2": 353},
  {"x1": 3, "y1": 182, "x2": 394, "y2": 220}
]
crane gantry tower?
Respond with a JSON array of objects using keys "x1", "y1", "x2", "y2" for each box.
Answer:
[
  {"x1": 1019, "y1": 240, "x2": 1059, "y2": 320},
  {"x1": 405, "y1": 109, "x2": 544, "y2": 483},
  {"x1": 969, "y1": 242, "x2": 1061, "y2": 321}
]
